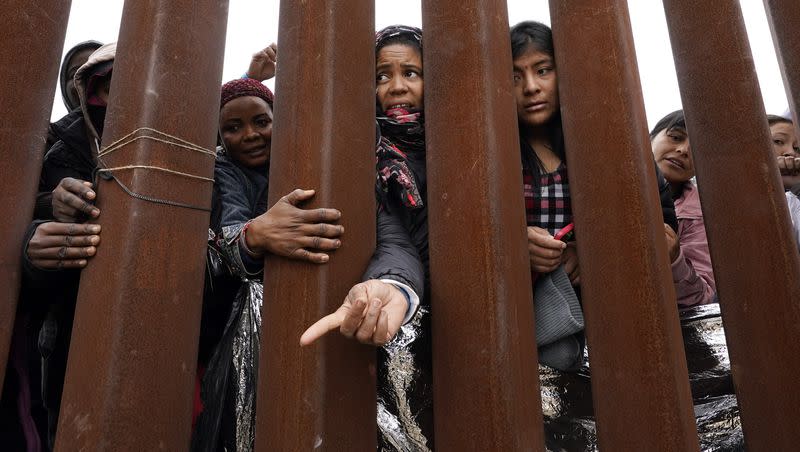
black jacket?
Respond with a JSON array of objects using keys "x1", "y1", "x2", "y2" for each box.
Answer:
[
  {"x1": 21, "y1": 108, "x2": 97, "y2": 449},
  {"x1": 363, "y1": 145, "x2": 428, "y2": 302},
  {"x1": 33, "y1": 109, "x2": 97, "y2": 221},
  {"x1": 43, "y1": 108, "x2": 85, "y2": 159}
]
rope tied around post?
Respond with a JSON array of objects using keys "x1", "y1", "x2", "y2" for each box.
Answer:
[
  {"x1": 98, "y1": 127, "x2": 217, "y2": 159},
  {"x1": 95, "y1": 127, "x2": 216, "y2": 212}
]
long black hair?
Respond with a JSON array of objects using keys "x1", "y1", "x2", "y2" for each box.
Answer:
[{"x1": 510, "y1": 21, "x2": 566, "y2": 178}]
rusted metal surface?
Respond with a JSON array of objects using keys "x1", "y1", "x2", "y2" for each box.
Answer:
[
  {"x1": 254, "y1": 1, "x2": 376, "y2": 450},
  {"x1": 54, "y1": 0, "x2": 228, "y2": 449},
  {"x1": 550, "y1": 1, "x2": 700, "y2": 450},
  {"x1": 764, "y1": 0, "x2": 800, "y2": 126},
  {"x1": 421, "y1": 1, "x2": 544, "y2": 449},
  {"x1": 0, "y1": 1, "x2": 71, "y2": 391},
  {"x1": 663, "y1": 0, "x2": 800, "y2": 449}
]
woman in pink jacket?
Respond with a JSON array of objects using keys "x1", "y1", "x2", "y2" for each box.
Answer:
[{"x1": 651, "y1": 110, "x2": 716, "y2": 306}]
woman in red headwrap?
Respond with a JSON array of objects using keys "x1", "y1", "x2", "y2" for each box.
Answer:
[{"x1": 192, "y1": 77, "x2": 344, "y2": 451}]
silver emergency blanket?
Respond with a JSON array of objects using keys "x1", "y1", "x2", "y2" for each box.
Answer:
[
  {"x1": 378, "y1": 306, "x2": 434, "y2": 451},
  {"x1": 192, "y1": 226, "x2": 263, "y2": 452},
  {"x1": 230, "y1": 280, "x2": 262, "y2": 449},
  {"x1": 540, "y1": 303, "x2": 743, "y2": 451}
]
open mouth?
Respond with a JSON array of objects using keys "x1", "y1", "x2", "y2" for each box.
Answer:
[
  {"x1": 666, "y1": 157, "x2": 685, "y2": 170},
  {"x1": 388, "y1": 103, "x2": 412, "y2": 109}
]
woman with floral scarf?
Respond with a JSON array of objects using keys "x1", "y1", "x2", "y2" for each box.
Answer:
[{"x1": 302, "y1": 25, "x2": 434, "y2": 451}]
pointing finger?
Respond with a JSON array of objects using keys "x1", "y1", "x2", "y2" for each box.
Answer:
[{"x1": 300, "y1": 310, "x2": 346, "y2": 346}]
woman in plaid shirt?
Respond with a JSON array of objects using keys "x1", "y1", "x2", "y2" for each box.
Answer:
[
  {"x1": 510, "y1": 21, "x2": 578, "y2": 284},
  {"x1": 510, "y1": 21, "x2": 678, "y2": 288}
]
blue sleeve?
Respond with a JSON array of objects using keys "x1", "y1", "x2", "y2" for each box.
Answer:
[
  {"x1": 213, "y1": 156, "x2": 265, "y2": 276},
  {"x1": 214, "y1": 157, "x2": 257, "y2": 228}
]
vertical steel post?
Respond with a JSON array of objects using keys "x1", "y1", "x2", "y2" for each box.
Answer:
[
  {"x1": 764, "y1": 0, "x2": 800, "y2": 125},
  {"x1": 254, "y1": 1, "x2": 376, "y2": 450},
  {"x1": 663, "y1": 1, "x2": 800, "y2": 449},
  {"x1": 550, "y1": 1, "x2": 700, "y2": 450},
  {"x1": 54, "y1": 0, "x2": 228, "y2": 449},
  {"x1": 0, "y1": 0, "x2": 71, "y2": 390},
  {"x1": 421, "y1": 0, "x2": 544, "y2": 449}
]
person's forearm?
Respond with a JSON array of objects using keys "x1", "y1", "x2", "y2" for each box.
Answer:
[{"x1": 671, "y1": 248, "x2": 715, "y2": 306}]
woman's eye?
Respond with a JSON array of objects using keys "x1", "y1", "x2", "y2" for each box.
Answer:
[
  {"x1": 513, "y1": 74, "x2": 521, "y2": 83},
  {"x1": 537, "y1": 66, "x2": 555, "y2": 76},
  {"x1": 405, "y1": 70, "x2": 419, "y2": 78},
  {"x1": 775, "y1": 139, "x2": 785, "y2": 146},
  {"x1": 377, "y1": 73, "x2": 389, "y2": 82},
  {"x1": 224, "y1": 125, "x2": 239, "y2": 133}
]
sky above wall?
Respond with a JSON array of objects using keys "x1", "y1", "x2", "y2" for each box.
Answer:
[{"x1": 52, "y1": 0, "x2": 787, "y2": 130}]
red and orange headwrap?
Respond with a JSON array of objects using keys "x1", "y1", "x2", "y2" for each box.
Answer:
[{"x1": 220, "y1": 78, "x2": 274, "y2": 110}]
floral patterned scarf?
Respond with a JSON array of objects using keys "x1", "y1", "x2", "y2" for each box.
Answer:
[{"x1": 376, "y1": 107, "x2": 425, "y2": 208}]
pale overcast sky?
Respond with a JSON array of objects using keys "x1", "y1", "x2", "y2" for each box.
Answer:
[{"x1": 51, "y1": 0, "x2": 788, "y2": 130}]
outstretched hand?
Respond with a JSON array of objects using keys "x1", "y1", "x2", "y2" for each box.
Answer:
[
  {"x1": 27, "y1": 222, "x2": 101, "y2": 269},
  {"x1": 246, "y1": 42, "x2": 278, "y2": 81},
  {"x1": 300, "y1": 280, "x2": 408, "y2": 347},
  {"x1": 245, "y1": 189, "x2": 343, "y2": 264},
  {"x1": 52, "y1": 177, "x2": 99, "y2": 222}
]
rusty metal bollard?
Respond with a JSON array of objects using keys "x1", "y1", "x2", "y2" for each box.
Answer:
[
  {"x1": 0, "y1": 0, "x2": 71, "y2": 390},
  {"x1": 254, "y1": 1, "x2": 377, "y2": 450},
  {"x1": 422, "y1": 0, "x2": 545, "y2": 449},
  {"x1": 551, "y1": 0, "x2": 700, "y2": 450},
  {"x1": 663, "y1": 0, "x2": 800, "y2": 449},
  {"x1": 54, "y1": 0, "x2": 228, "y2": 449}
]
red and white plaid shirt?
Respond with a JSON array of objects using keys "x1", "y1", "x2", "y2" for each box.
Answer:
[{"x1": 523, "y1": 164, "x2": 572, "y2": 237}]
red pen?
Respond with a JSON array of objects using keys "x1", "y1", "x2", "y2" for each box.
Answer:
[{"x1": 553, "y1": 222, "x2": 574, "y2": 242}]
